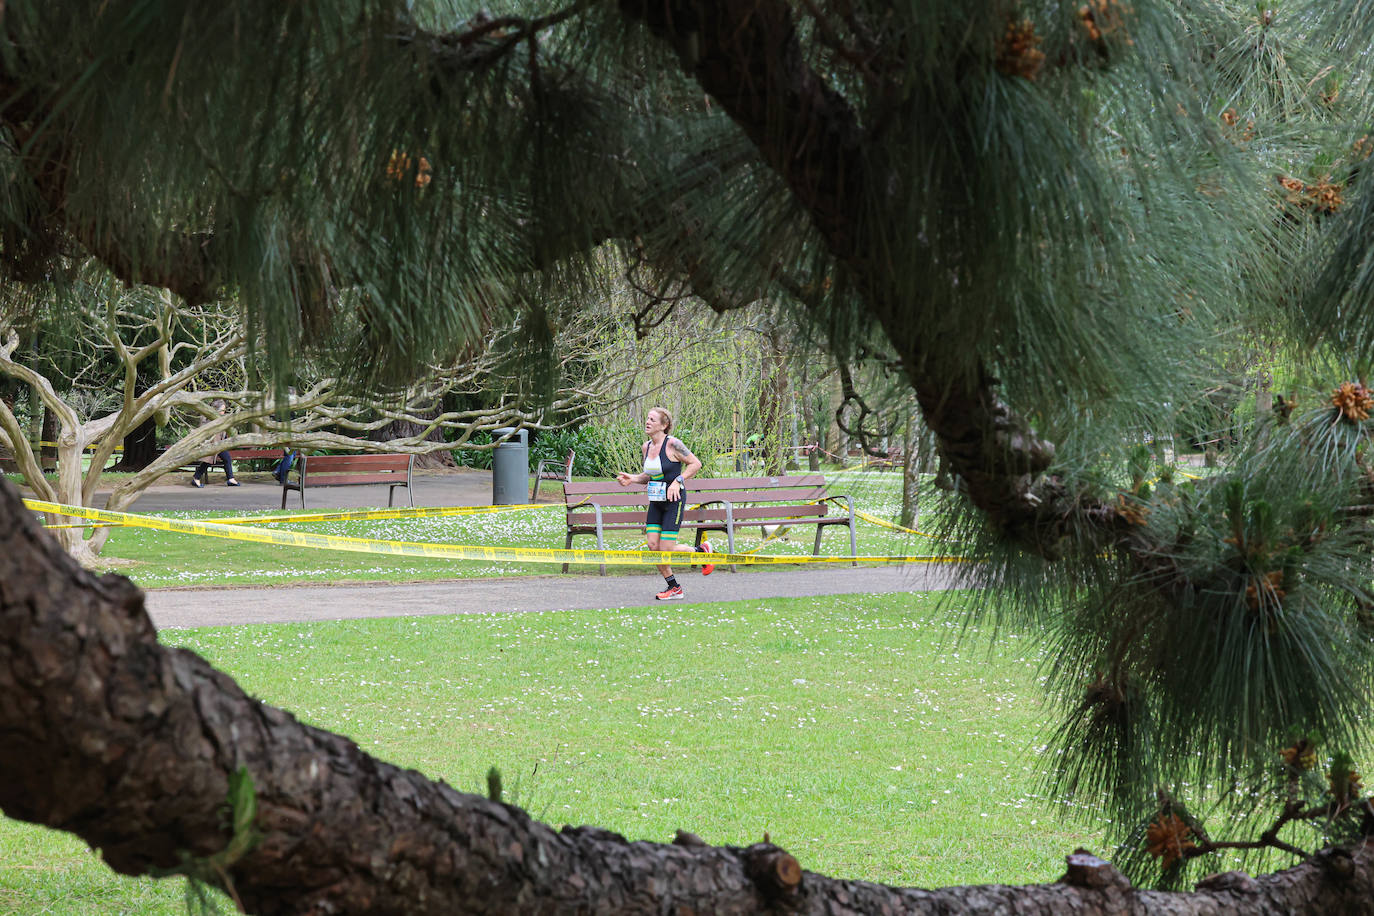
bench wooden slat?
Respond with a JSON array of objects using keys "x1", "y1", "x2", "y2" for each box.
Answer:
[
  {"x1": 688, "y1": 505, "x2": 829, "y2": 523},
  {"x1": 280, "y1": 453, "x2": 415, "y2": 509},
  {"x1": 691, "y1": 488, "x2": 832, "y2": 504},
  {"x1": 303, "y1": 455, "x2": 410, "y2": 471},
  {"x1": 567, "y1": 487, "x2": 832, "y2": 509},
  {"x1": 567, "y1": 510, "x2": 650, "y2": 525},
  {"x1": 307, "y1": 473, "x2": 409, "y2": 486},
  {"x1": 691, "y1": 477, "x2": 828, "y2": 492},
  {"x1": 225, "y1": 448, "x2": 290, "y2": 461}
]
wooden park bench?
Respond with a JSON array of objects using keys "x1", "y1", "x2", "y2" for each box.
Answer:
[
  {"x1": 281, "y1": 453, "x2": 414, "y2": 509},
  {"x1": 530, "y1": 448, "x2": 575, "y2": 501},
  {"x1": 562, "y1": 474, "x2": 857, "y2": 574}
]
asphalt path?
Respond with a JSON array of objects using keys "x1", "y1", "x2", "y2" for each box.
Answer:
[
  {"x1": 88, "y1": 468, "x2": 968, "y2": 629},
  {"x1": 143, "y1": 564, "x2": 969, "y2": 628}
]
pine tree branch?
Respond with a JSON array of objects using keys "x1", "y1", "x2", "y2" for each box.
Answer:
[
  {"x1": 619, "y1": 0, "x2": 1122, "y2": 554},
  {"x1": 0, "y1": 93, "x2": 226, "y2": 302},
  {"x1": 392, "y1": 1, "x2": 595, "y2": 76},
  {"x1": 1185, "y1": 800, "x2": 1312, "y2": 862}
]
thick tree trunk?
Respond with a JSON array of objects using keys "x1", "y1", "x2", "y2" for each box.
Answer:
[
  {"x1": 109, "y1": 414, "x2": 159, "y2": 472},
  {"x1": 3, "y1": 475, "x2": 1374, "y2": 915},
  {"x1": 39, "y1": 400, "x2": 57, "y2": 472},
  {"x1": 756, "y1": 325, "x2": 790, "y2": 476},
  {"x1": 378, "y1": 402, "x2": 455, "y2": 470},
  {"x1": 901, "y1": 408, "x2": 920, "y2": 529},
  {"x1": 0, "y1": 388, "x2": 15, "y2": 473}
]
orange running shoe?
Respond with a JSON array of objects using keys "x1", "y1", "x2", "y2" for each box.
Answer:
[
  {"x1": 699, "y1": 540, "x2": 715, "y2": 576},
  {"x1": 655, "y1": 585, "x2": 685, "y2": 600}
]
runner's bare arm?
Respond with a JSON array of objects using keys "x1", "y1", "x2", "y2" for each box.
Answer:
[
  {"x1": 615, "y1": 441, "x2": 652, "y2": 486},
  {"x1": 667, "y1": 439, "x2": 703, "y2": 499}
]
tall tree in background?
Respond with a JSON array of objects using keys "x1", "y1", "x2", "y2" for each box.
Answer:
[{"x1": 4, "y1": 0, "x2": 1374, "y2": 911}]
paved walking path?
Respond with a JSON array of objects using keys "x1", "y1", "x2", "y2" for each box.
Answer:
[
  {"x1": 85, "y1": 468, "x2": 966, "y2": 629},
  {"x1": 144, "y1": 564, "x2": 966, "y2": 628}
]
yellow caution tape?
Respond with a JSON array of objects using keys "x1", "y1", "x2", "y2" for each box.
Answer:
[
  {"x1": 743, "y1": 524, "x2": 791, "y2": 553},
  {"x1": 43, "y1": 502, "x2": 552, "y2": 530},
  {"x1": 1138, "y1": 468, "x2": 1205, "y2": 490},
  {"x1": 33, "y1": 441, "x2": 122, "y2": 451},
  {"x1": 46, "y1": 499, "x2": 958, "y2": 555},
  {"x1": 24, "y1": 499, "x2": 966, "y2": 568},
  {"x1": 211, "y1": 504, "x2": 545, "y2": 525},
  {"x1": 852, "y1": 509, "x2": 940, "y2": 538}
]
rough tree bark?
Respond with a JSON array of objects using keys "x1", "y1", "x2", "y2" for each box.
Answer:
[
  {"x1": 376, "y1": 401, "x2": 457, "y2": 470},
  {"x1": 2, "y1": 475, "x2": 1373, "y2": 914},
  {"x1": 901, "y1": 406, "x2": 920, "y2": 529},
  {"x1": 38, "y1": 401, "x2": 57, "y2": 472},
  {"x1": 109, "y1": 414, "x2": 159, "y2": 472},
  {"x1": 757, "y1": 322, "x2": 790, "y2": 476}
]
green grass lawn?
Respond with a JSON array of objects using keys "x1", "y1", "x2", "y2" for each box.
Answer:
[
  {"x1": 92, "y1": 471, "x2": 949, "y2": 589},
  {"x1": 0, "y1": 592, "x2": 1108, "y2": 914}
]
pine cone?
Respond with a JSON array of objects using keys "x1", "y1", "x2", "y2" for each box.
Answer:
[
  {"x1": 385, "y1": 150, "x2": 432, "y2": 189},
  {"x1": 1245, "y1": 570, "x2": 1285, "y2": 610},
  {"x1": 1280, "y1": 739, "x2": 1317, "y2": 771},
  {"x1": 1145, "y1": 813, "x2": 1196, "y2": 869},
  {"x1": 1332, "y1": 382, "x2": 1374, "y2": 423},
  {"x1": 1116, "y1": 493, "x2": 1150, "y2": 525},
  {"x1": 1331, "y1": 769, "x2": 1364, "y2": 802},
  {"x1": 995, "y1": 19, "x2": 1045, "y2": 81},
  {"x1": 1077, "y1": 0, "x2": 1129, "y2": 43}
]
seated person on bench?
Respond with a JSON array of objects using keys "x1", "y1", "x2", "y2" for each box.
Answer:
[{"x1": 191, "y1": 399, "x2": 240, "y2": 488}]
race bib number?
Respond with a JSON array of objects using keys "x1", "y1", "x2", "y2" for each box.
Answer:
[{"x1": 647, "y1": 480, "x2": 668, "y2": 501}]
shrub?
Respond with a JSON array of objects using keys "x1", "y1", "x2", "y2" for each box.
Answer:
[
  {"x1": 450, "y1": 431, "x2": 495, "y2": 469},
  {"x1": 529, "y1": 426, "x2": 626, "y2": 477}
]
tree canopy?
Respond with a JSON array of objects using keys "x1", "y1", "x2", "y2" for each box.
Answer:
[{"x1": 5, "y1": 0, "x2": 1374, "y2": 910}]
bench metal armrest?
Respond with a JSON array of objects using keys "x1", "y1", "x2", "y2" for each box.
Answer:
[
  {"x1": 820, "y1": 494, "x2": 858, "y2": 565},
  {"x1": 717, "y1": 499, "x2": 739, "y2": 570},
  {"x1": 584, "y1": 501, "x2": 610, "y2": 547},
  {"x1": 588, "y1": 500, "x2": 608, "y2": 575},
  {"x1": 821, "y1": 493, "x2": 855, "y2": 516},
  {"x1": 714, "y1": 496, "x2": 737, "y2": 536}
]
